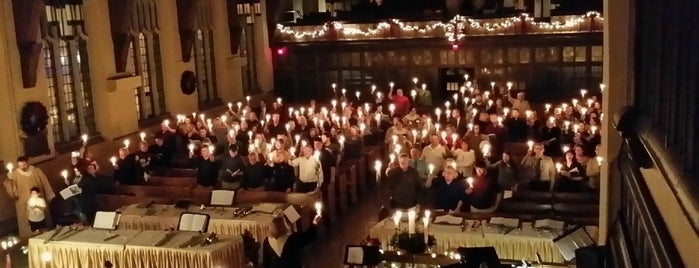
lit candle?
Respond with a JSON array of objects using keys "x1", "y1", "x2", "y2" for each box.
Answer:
[
  {"x1": 525, "y1": 110, "x2": 532, "y2": 119},
  {"x1": 596, "y1": 156, "x2": 603, "y2": 166},
  {"x1": 81, "y1": 134, "x2": 88, "y2": 144},
  {"x1": 341, "y1": 88, "x2": 346, "y2": 97},
  {"x1": 5, "y1": 163, "x2": 13, "y2": 173},
  {"x1": 471, "y1": 108, "x2": 478, "y2": 117},
  {"x1": 428, "y1": 164, "x2": 434, "y2": 176},
  {"x1": 359, "y1": 123, "x2": 366, "y2": 134},
  {"x1": 139, "y1": 132, "x2": 146, "y2": 141},
  {"x1": 314, "y1": 201, "x2": 323, "y2": 215},
  {"x1": 506, "y1": 81, "x2": 513, "y2": 91},
  {"x1": 599, "y1": 83, "x2": 605, "y2": 92},
  {"x1": 587, "y1": 98, "x2": 594, "y2": 107},
  {"x1": 467, "y1": 177, "x2": 474, "y2": 188},
  {"x1": 572, "y1": 99, "x2": 579, "y2": 107},
  {"x1": 372, "y1": 85, "x2": 378, "y2": 94},
  {"x1": 374, "y1": 113, "x2": 381, "y2": 126},
  {"x1": 421, "y1": 83, "x2": 427, "y2": 90},
  {"x1": 389, "y1": 153, "x2": 396, "y2": 164},
  {"x1": 199, "y1": 114, "x2": 206, "y2": 122},
  {"x1": 556, "y1": 162, "x2": 563, "y2": 173},
  {"x1": 435, "y1": 124, "x2": 441, "y2": 133},
  {"x1": 355, "y1": 91, "x2": 361, "y2": 100},
  {"x1": 227, "y1": 102, "x2": 233, "y2": 110},
  {"x1": 453, "y1": 93, "x2": 458, "y2": 104},
  {"x1": 562, "y1": 145, "x2": 570, "y2": 153},
  {"x1": 388, "y1": 104, "x2": 395, "y2": 116},
  {"x1": 331, "y1": 99, "x2": 337, "y2": 110},
  {"x1": 467, "y1": 123, "x2": 473, "y2": 131},
  {"x1": 591, "y1": 125, "x2": 598, "y2": 134},
  {"x1": 188, "y1": 143, "x2": 195, "y2": 154},
  {"x1": 123, "y1": 139, "x2": 130, "y2": 148},
  {"x1": 374, "y1": 160, "x2": 382, "y2": 180},
  {"x1": 411, "y1": 90, "x2": 417, "y2": 101},
  {"x1": 331, "y1": 83, "x2": 337, "y2": 92},
  {"x1": 481, "y1": 144, "x2": 491, "y2": 157},
  {"x1": 580, "y1": 89, "x2": 588, "y2": 98},
  {"x1": 290, "y1": 147, "x2": 296, "y2": 157},
  {"x1": 503, "y1": 107, "x2": 510, "y2": 117},
  {"x1": 60, "y1": 170, "x2": 69, "y2": 185},
  {"x1": 464, "y1": 74, "x2": 469, "y2": 81},
  {"x1": 527, "y1": 140, "x2": 534, "y2": 151},
  {"x1": 484, "y1": 91, "x2": 490, "y2": 99},
  {"x1": 412, "y1": 77, "x2": 418, "y2": 85},
  {"x1": 407, "y1": 210, "x2": 417, "y2": 234},
  {"x1": 163, "y1": 119, "x2": 170, "y2": 128},
  {"x1": 277, "y1": 97, "x2": 282, "y2": 105},
  {"x1": 435, "y1": 108, "x2": 442, "y2": 122},
  {"x1": 338, "y1": 135, "x2": 345, "y2": 150},
  {"x1": 423, "y1": 216, "x2": 430, "y2": 243},
  {"x1": 490, "y1": 81, "x2": 495, "y2": 90},
  {"x1": 445, "y1": 101, "x2": 451, "y2": 109},
  {"x1": 110, "y1": 156, "x2": 117, "y2": 166},
  {"x1": 497, "y1": 116, "x2": 503, "y2": 126},
  {"x1": 392, "y1": 211, "x2": 402, "y2": 228},
  {"x1": 245, "y1": 95, "x2": 251, "y2": 103},
  {"x1": 545, "y1": 104, "x2": 551, "y2": 113},
  {"x1": 247, "y1": 131, "x2": 253, "y2": 141},
  {"x1": 237, "y1": 102, "x2": 242, "y2": 112}
]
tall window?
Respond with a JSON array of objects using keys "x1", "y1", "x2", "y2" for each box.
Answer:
[
  {"x1": 130, "y1": 0, "x2": 166, "y2": 121},
  {"x1": 42, "y1": 4, "x2": 96, "y2": 144},
  {"x1": 233, "y1": 0, "x2": 262, "y2": 93},
  {"x1": 194, "y1": 1, "x2": 218, "y2": 106}
]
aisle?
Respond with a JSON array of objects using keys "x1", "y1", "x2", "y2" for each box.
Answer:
[{"x1": 305, "y1": 189, "x2": 382, "y2": 267}]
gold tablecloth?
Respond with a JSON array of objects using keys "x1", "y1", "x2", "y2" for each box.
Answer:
[
  {"x1": 119, "y1": 203, "x2": 277, "y2": 241},
  {"x1": 28, "y1": 229, "x2": 245, "y2": 268},
  {"x1": 369, "y1": 219, "x2": 567, "y2": 263},
  {"x1": 123, "y1": 230, "x2": 245, "y2": 268}
]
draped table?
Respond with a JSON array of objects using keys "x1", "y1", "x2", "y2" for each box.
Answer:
[
  {"x1": 28, "y1": 229, "x2": 245, "y2": 268},
  {"x1": 369, "y1": 219, "x2": 570, "y2": 263},
  {"x1": 118, "y1": 203, "x2": 281, "y2": 242}
]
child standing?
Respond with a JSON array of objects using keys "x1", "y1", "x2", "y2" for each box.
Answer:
[{"x1": 27, "y1": 187, "x2": 47, "y2": 234}]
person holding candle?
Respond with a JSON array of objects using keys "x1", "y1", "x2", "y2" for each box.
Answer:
[
  {"x1": 452, "y1": 141, "x2": 476, "y2": 176},
  {"x1": 585, "y1": 145, "x2": 602, "y2": 190},
  {"x1": 385, "y1": 154, "x2": 425, "y2": 210},
  {"x1": 27, "y1": 187, "x2": 47, "y2": 234},
  {"x1": 466, "y1": 161, "x2": 502, "y2": 213},
  {"x1": 113, "y1": 147, "x2": 139, "y2": 185},
  {"x1": 401, "y1": 107, "x2": 421, "y2": 129},
  {"x1": 155, "y1": 120, "x2": 177, "y2": 154},
  {"x1": 554, "y1": 150, "x2": 588, "y2": 192},
  {"x1": 520, "y1": 143, "x2": 557, "y2": 192},
  {"x1": 262, "y1": 214, "x2": 322, "y2": 268},
  {"x1": 289, "y1": 146, "x2": 324, "y2": 194},
  {"x1": 504, "y1": 109, "x2": 528, "y2": 142},
  {"x1": 388, "y1": 88, "x2": 410, "y2": 117},
  {"x1": 485, "y1": 151, "x2": 520, "y2": 191},
  {"x1": 539, "y1": 118, "x2": 563, "y2": 157},
  {"x1": 148, "y1": 137, "x2": 173, "y2": 168},
  {"x1": 266, "y1": 113, "x2": 287, "y2": 137},
  {"x1": 415, "y1": 84, "x2": 433, "y2": 111},
  {"x1": 421, "y1": 134, "x2": 448, "y2": 174},
  {"x1": 429, "y1": 166, "x2": 466, "y2": 213},
  {"x1": 267, "y1": 152, "x2": 296, "y2": 192},
  {"x1": 189, "y1": 146, "x2": 219, "y2": 187},
  {"x1": 449, "y1": 109, "x2": 468, "y2": 134},
  {"x1": 343, "y1": 126, "x2": 364, "y2": 160},
  {"x1": 463, "y1": 125, "x2": 488, "y2": 158},
  {"x1": 134, "y1": 141, "x2": 152, "y2": 183},
  {"x1": 76, "y1": 164, "x2": 114, "y2": 224},
  {"x1": 507, "y1": 92, "x2": 531, "y2": 113},
  {"x1": 242, "y1": 152, "x2": 267, "y2": 191},
  {"x1": 3, "y1": 156, "x2": 55, "y2": 238},
  {"x1": 313, "y1": 137, "x2": 337, "y2": 184}
]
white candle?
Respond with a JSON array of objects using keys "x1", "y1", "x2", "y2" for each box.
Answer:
[
  {"x1": 123, "y1": 139, "x2": 130, "y2": 148},
  {"x1": 393, "y1": 211, "x2": 402, "y2": 228},
  {"x1": 412, "y1": 77, "x2": 418, "y2": 85},
  {"x1": 435, "y1": 108, "x2": 442, "y2": 122},
  {"x1": 428, "y1": 164, "x2": 434, "y2": 176},
  {"x1": 245, "y1": 95, "x2": 251, "y2": 103},
  {"x1": 423, "y1": 216, "x2": 430, "y2": 243},
  {"x1": 556, "y1": 162, "x2": 563, "y2": 173},
  {"x1": 374, "y1": 161, "x2": 382, "y2": 180},
  {"x1": 188, "y1": 143, "x2": 195, "y2": 154},
  {"x1": 81, "y1": 134, "x2": 88, "y2": 144},
  {"x1": 388, "y1": 104, "x2": 395, "y2": 116},
  {"x1": 506, "y1": 81, "x2": 513, "y2": 90},
  {"x1": 61, "y1": 170, "x2": 69, "y2": 185},
  {"x1": 227, "y1": 102, "x2": 233, "y2": 110},
  {"x1": 545, "y1": 103, "x2": 551, "y2": 113},
  {"x1": 596, "y1": 156, "x2": 603, "y2": 166},
  {"x1": 527, "y1": 140, "x2": 534, "y2": 151},
  {"x1": 411, "y1": 90, "x2": 417, "y2": 101},
  {"x1": 110, "y1": 156, "x2": 117, "y2": 166},
  {"x1": 314, "y1": 201, "x2": 322, "y2": 215},
  {"x1": 389, "y1": 154, "x2": 395, "y2": 164},
  {"x1": 163, "y1": 119, "x2": 170, "y2": 128},
  {"x1": 5, "y1": 163, "x2": 13, "y2": 173},
  {"x1": 407, "y1": 210, "x2": 417, "y2": 234},
  {"x1": 237, "y1": 102, "x2": 242, "y2": 112},
  {"x1": 139, "y1": 132, "x2": 146, "y2": 141},
  {"x1": 467, "y1": 177, "x2": 474, "y2": 188}
]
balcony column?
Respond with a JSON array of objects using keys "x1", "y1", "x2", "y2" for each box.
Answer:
[{"x1": 600, "y1": 0, "x2": 633, "y2": 245}]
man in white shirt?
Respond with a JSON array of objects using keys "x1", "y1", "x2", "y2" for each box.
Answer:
[
  {"x1": 421, "y1": 134, "x2": 448, "y2": 172},
  {"x1": 289, "y1": 146, "x2": 324, "y2": 193}
]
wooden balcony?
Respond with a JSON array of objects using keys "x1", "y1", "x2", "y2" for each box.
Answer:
[{"x1": 275, "y1": 13, "x2": 603, "y2": 44}]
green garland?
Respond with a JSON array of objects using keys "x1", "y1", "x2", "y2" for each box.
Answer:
[
  {"x1": 390, "y1": 231, "x2": 436, "y2": 254},
  {"x1": 20, "y1": 101, "x2": 49, "y2": 136}
]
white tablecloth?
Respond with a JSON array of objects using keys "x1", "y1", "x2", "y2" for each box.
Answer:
[
  {"x1": 370, "y1": 219, "x2": 568, "y2": 263},
  {"x1": 28, "y1": 229, "x2": 245, "y2": 268}
]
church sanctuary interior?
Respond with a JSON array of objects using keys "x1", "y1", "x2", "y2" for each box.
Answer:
[{"x1": 0, "y1": 0, "x2": 697, "y2": 267}]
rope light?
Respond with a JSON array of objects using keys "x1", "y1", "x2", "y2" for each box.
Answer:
[{"x1": 276, "y1": 11, "x2": 602, "y2": 41}]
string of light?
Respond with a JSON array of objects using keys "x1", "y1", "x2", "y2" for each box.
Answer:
[{"x1": 276, "y1": 11, "x2": 602, "y2": 41}]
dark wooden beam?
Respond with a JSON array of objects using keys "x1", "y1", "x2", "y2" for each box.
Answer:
[
  {"x1": 12, "y1": 0, "x2": 45, "y2": 88},
  {"x1": 108, "y1": 0, "x2": 135, "y2": 73},
  {"x1": 176, "y1": 0, "x2": 198, "y2": 62}
]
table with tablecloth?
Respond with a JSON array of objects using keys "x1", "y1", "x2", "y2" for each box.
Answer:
[
  {"x1": 118, "y1": 203, "x2": 280, "y2": 242},
  {"x1": 370, "y1": 219, "x2": 570, "y2": 263},
  {"x1": 28, "y1": 228, "x2": 245, "y2": 268}
]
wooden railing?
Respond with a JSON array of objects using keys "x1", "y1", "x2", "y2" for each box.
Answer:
[{"x1": 609, "y1": 138, "x2": 684, "y2": 268}]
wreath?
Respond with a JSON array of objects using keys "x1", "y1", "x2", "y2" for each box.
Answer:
[{"x1": 20, "y1": 101, "x2": 49, "y2": 137}]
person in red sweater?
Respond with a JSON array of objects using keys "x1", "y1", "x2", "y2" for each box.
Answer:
[{"x1": 389, "y1": 88, "x2": 410, "y2": 117}]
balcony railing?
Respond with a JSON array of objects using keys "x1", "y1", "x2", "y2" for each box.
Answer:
[{"x1": 275, "y1": 12, "x2": 603, "y2": 43}]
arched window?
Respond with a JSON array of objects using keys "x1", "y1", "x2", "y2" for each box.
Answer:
[
  {"x1": 42, "y1": 3, "x2": 96, "y2": 144},
  {"x1": 194, "y1": 1, "x2": 218, "y2": 107},
  {"x1": 131, "y1": 0, "x2": 166, "y2": 121}
]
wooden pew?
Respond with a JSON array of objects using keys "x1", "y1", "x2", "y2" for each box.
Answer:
[
  {"x1": 553, "y1": 192, "x2": 600, "y2": 204},
  {"x1": 349, "y1": 165, "x2": 358, "y2": 204},
  {"x1": 552, "y1": 203, "x2": 599, "y2": 218},
  {"x1": 152, "y1": 168, "x2": 197, "y2": 177},
  {"x1": 95, "y1": 194, "x2": 171, "y2": 211},
  {"x1": 498, "y1": 201, "x2": 553, "y2": 217},
  {"x1": 146, "y1": 176, "x2": 198, "y2": 187},
  {"x1": 512, "y1": 191, "x2": 554, "y2": 203}
]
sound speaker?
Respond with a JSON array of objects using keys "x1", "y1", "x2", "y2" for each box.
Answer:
[
  {"x1": 614, "y1": 105, "x2": 640, "y2": 138},
  {"x1": 575, "y1": 245, "x2": 608, "y2": 268}
]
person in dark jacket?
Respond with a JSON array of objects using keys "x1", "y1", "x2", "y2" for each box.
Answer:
[
  {"x1": 149, "y1": 137, "x2": 173, "y2": 168},
  {"x1": 189, "y1": 146, "x2": 219, "y2": 187},
  {"x1": 113, "y1": 148, "x2": 139, "y2": 185},
  {"x1": 267, "y1": 152, "x2": 296, "y2": 192},
  {"x1": 384, "y1": 153, "x2": 425, "y2": 209},
  {"x1": 262, "y1": 214, "x2": 321, "y2": 268},
  {"x1": 77, "y1": 164, "x2": 113, "y2": 224},
  {"x1": 218, "y1": 145, "x2": 245, "y2": 190},
  {"x1": 242, "y1": 152, "x2": 266, "y2": 190}
]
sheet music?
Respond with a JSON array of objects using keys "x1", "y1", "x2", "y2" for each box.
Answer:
[
  {"x1": 179, "y1": 214, "x2": 208, "y2": 232},
  {"x1": 346, "y1": 247, "x2": 364, "y2": 264},
  {"x1": 59, "y1": 185, "x2": 82, "y2": 199},
  {"x1": 283, "y1": 206, "x2": 301, "y2": 224},
  {"x1": 210, "y1": 190, "x2": 235, "y2": 206},
  {"x1": 93, "y1": 211, "x2": 119, "y2": 230},
  {"x1": 434, "y1": 215, "x2": 463, "y2": 225},
  {"x1": 501, "y1": 218, "x2": 520, "y2": 228}
]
